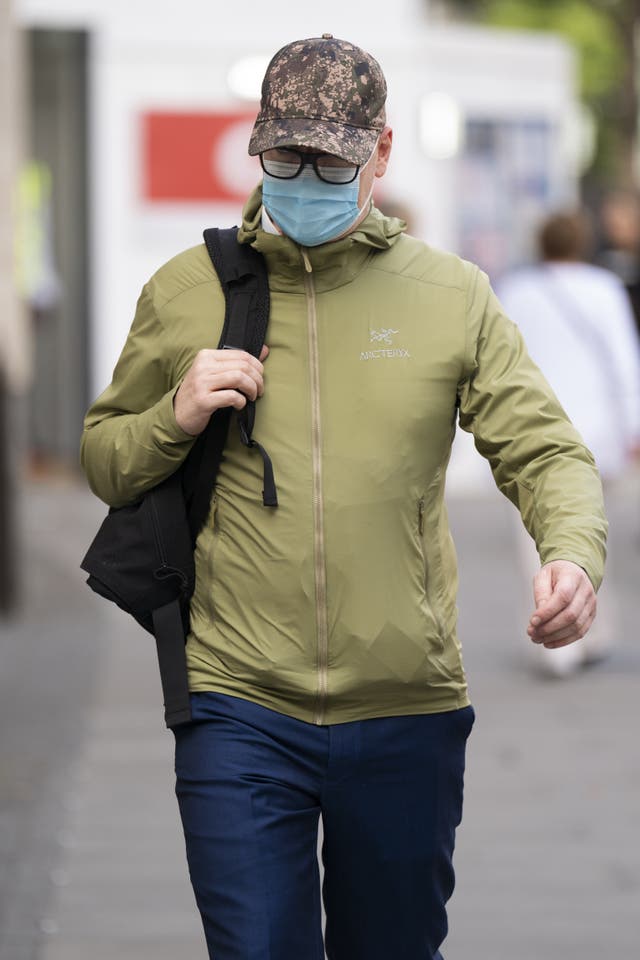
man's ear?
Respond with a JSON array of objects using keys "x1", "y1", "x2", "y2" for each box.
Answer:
[{"x1": 375, "y1": 126, "x2": 393, "y2": 178}]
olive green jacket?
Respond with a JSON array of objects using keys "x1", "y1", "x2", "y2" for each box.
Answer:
[{"x1": 81, "y1": 189, "x2": 607, "y2": 724}]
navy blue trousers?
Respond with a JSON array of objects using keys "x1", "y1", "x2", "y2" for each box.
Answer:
[{"x1": 174, "y1": 693, "x2": 474, "y2": 960}]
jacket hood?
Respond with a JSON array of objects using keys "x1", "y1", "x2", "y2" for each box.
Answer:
[{"x1": 237, "y1": 184, "x2": 407, "y2": 293}]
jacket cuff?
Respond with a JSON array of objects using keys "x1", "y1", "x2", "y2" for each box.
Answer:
[{"x1": 152, "y1": 384, "x2": 198, "y2": 446}]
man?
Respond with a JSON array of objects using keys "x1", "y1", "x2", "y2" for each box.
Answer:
[
  {"x1": 81, "y1": 35, "x2": 607, "y2": 960},
  {"x1": 497, "y1": 210, "x2": 640, "y2": 677}
]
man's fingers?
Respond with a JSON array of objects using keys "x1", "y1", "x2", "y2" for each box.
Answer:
[
  {"x1": 528, "y1": 568, "x2": 596, "y2": 645},
  {"x1": 208, "y1": 389, "x2": 247, "y2": 412},
  {"x1": 531, "y1": 581, "x2": 579, "y2": 629},
  {"x1": 197, "y1": 348, "x2": 266, "y2": 377},
  {"x1": 532, "y1": 564, "x2": 553, "y2": 610},
  {"x1": 527, "y1": 560, "x2": 597, "y2": 649},
  {"x1": 186, "y1": 360, "x2": 264, "y2": 399},
  {"x1": 199, "y1": 355, "x2": 265, "y2": 397},
  {"x1": 174, "y1": 348, "x2": 267, "y2": 434},
  {"x1": 206, "y1": 369, "x2": 263, "y2": 401},
  {"x1": 531, "y1": 575, "x2": 577, "y2": 627},
  {"x1": 535, "y1": 602, "x2": 595, "y2": 646}
]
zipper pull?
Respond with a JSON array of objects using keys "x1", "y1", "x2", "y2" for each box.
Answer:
[
  {"x1": 301, "y1": 248, "x2": 313, "y2": 273},
  {"x1": 418, "y1": 497, "x2": 425, "y2": 536}
]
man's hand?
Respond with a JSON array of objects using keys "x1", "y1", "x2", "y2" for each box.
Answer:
[
  {"x1": 174, "y1": 346, "x2": 269, "y2": 436},
  {"x1": 528, "y1": 560, "x2": 597, "y2": 649}
]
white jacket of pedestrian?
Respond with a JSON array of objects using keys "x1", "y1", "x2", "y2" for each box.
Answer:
[{"x1": 496, "y1": 261, "x2": 640, "y2": 481}]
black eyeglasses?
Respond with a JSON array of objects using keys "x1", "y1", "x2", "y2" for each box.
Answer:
[{"x1": 260, "y1": 148, "x2": 360, "y2": 185}]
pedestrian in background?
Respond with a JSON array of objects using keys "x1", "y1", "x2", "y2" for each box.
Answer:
[
  {"x1": 81, "y1": 37, "x2": 607, "y2": 960},
  {"x1": 497, "y1": 209, "x2": 640, "y2": 677},
  {"x1": 596, "y1": 189, "x2": 640, "y2": 337}
]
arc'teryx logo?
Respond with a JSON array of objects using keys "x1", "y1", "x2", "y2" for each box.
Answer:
[
  {"x1": 360, "y1": 328, "x2": 411, "y2": 361},
  {"x1": 370, "y1": 328, "x2": 399, "y2": 345}
]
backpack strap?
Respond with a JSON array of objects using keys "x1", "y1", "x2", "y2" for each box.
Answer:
[
  {"x1": 203, "y1": 227, "x2": 278, "y2": 509},
  {"x1": 206, "y1": 227, "x2": 270, "y2": 357},
  {"x1": 156, "y1": 228, "x2": 275, "y2": 728},
  {"x1": 152, "y1": 599, "x2": 193, "y2": 727}
]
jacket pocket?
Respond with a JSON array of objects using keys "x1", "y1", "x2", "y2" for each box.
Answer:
[{"x1": 416, "y1": 497, "x2": 446, "y2": 648}]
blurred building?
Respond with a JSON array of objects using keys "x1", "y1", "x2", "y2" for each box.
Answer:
[
  {"x1": 16, "y1": 0, "x2": 583, "y2": 473},
  {"x1": 1, "y1": 0, "x2": 26, "y2": 610}
]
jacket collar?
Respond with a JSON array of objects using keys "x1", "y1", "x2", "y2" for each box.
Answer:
[{"x1": 237, "y1": 184, "x2": 405, "y2": 293}]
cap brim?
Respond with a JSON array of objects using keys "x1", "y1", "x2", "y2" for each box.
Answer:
[{"x1": 248, "y1": 117, "x2": 380, "y2": 165}]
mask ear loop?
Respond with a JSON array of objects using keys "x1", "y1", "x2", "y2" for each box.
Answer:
[
  {"x1": 358, "y1": 135, "x2": 382, "y2": 215},
  {"x1": 362, "y1": 181, "x2": 376, "y2": 214}
]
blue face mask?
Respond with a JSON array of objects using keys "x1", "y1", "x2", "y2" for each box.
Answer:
[{"x1": 262, "y1": 167, "x2": 364, "y2": 247}]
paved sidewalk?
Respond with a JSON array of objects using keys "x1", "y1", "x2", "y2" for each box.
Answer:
[
  {"x1": 2, "y1": 473, "x2": 638, "y2": 960},
  {"x1": 33, "y1": 498, "x2": 207, "y2": 960},
  {"x1": 0, "y1": 479, "x2": 205, "y2": 960},
  {"x1": 37, "y1": 612, "x2": 207, "y2": 960}
]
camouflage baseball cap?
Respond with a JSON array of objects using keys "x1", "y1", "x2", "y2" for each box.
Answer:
[{"x1": 248, "y1": 34, "x2": 387, "y2": 165}]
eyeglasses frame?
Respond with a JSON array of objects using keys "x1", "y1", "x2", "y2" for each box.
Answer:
[{"x1": 259, "y1": 147, "x2": 361, "y2": 185}]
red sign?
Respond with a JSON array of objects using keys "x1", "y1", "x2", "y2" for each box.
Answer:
[{"x1": 141, "y1": 110, "x2": 260, "y2": 203}]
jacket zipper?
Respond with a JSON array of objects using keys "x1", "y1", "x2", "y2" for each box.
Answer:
[{"x1": 303, "y1": 250, "x2": 329, "y2": 725}]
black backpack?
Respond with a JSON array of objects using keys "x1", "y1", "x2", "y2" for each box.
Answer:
[{"x1": 81, "y1": 227, "x2": 276, "y2": 728}]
